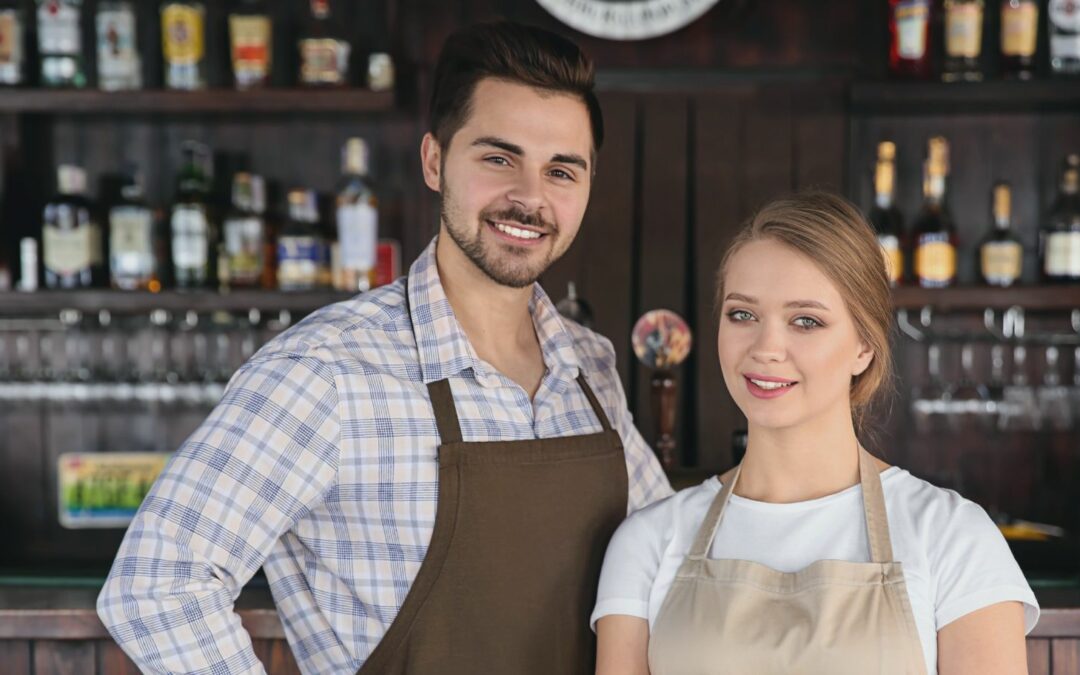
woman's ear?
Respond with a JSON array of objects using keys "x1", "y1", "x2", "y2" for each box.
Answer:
[{"x1": 853, "y1": 341, "x2": 875, "y2": 378}]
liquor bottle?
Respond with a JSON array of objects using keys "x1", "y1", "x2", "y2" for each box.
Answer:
[
  {"x1": 912, "y1": 137, "x2": 958, "y2": 288},
  {"x1": 868, "y1": 141, "x2": 905, "y2": 287},
  {"x1": 336, "y1": 138, "x2": 378, "y2": 292},
  {"x1": 0, "y1": 2, "x2": 26, "y2": 85},
  {"x1": 277, "y1": 189, "x2": 323, "y2": 291},
  {"x1": 1049, "y1": 0, "x2": 1080, "y2": 75},
  {"x1": 96, "y1": 0, "x2": 141, "y2": 91},
  {"x1": 109, "y1": 171, "x2": 158, "y2": 291},
  {"x1": 1042, "y1": 154, "x2": 1080, "y2": 283},
  {"x1": 298, "y1": 0, "x2": 350, "y2": 87},
  {"x1": 1001, "y1": 0, "x2": 1039, "y2": 79},
  {"x1": 979, "y1": 182, "x2": 1023, "y2": 287},
  {"x1": 43, "y1": 164, "x2": 102, "y2": 289},
  {"x1": 170, "y1": 141, "x2": 215, "y2": 288},
  {"x1": 161, "y1": 2, "x2": 206, "y2": 90},
  {"x1": 36, "y1": 0, "x2": 86, "y2": 88},
  {"x1": 228, "y1": 0, "x2": 271, "y2": 90},
  {"x1": 223, "y1": 172, "x2": 266, "y2": 287},
  {"x1": 889, "y1": 0, "x2": 933, "y2": 78},
  {"x1": 943, "y1": 0, "x2": 985, "y2": 81}
]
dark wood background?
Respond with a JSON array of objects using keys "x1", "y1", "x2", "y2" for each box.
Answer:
[{"x1": 0, "y1": 0, "x2": 1078, "y2": 571}]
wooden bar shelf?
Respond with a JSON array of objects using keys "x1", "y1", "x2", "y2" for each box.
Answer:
[
  {"x1": 0, "y1": 89, "x2": 397, "y2": 115},
  {"x1": 891, "y1": 286, "x2": 1080, "y2": 311},
  {"x1": 0, "y1": 290, "x2": 356, "y2": 315},
  {"x1": 850, "y1": 80, "x2": 1080, "y2": 115}
]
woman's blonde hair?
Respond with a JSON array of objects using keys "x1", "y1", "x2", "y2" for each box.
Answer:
[{"x1": 715, "y1": 191, "x2": 895, "y2": 435}]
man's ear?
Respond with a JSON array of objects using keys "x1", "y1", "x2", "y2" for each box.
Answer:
[{"x1": 421, "y1": 133, "x2": 442, "y2": 193}]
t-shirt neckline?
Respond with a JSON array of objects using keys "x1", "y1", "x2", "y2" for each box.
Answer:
[{"x1": 709, "y1": 466, "x2": 904, "y2": 512}]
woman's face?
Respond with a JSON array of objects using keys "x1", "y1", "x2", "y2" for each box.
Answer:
[{"x1": 716, "y1": 239, "x2": 874, "y2": 432}]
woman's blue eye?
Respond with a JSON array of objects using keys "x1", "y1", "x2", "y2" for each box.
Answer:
[
  {"x1": 727, "y1": 310, "x2": 753, "y2": 322},
  {"x1": 794, "y1": 316, "x2": 823, "y2": 329}
]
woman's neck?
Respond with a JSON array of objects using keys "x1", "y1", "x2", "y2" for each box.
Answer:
[{"x1": 733, "y1": 407, "x2": 867, "y2": 504}]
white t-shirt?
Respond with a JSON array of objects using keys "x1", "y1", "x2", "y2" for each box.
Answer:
[{"x1": 592, "y1": 466, "x2": 1040, "y2": 675}]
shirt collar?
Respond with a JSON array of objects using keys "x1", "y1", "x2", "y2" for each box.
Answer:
[{"x1": 408, "y1": 237, "x2": 582, "y2": 388}]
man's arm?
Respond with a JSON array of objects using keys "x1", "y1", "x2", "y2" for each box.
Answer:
[{"x1": 97, "y1": 353, "x2": 341, "y2": 674}]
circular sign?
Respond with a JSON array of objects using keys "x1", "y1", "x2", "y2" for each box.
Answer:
[
  {"x1": 536, "y1": 0, "x2": 721, "y2": 41},
  {"x1": 632, "y1": 309, "x2": 692, "y2": 370}
]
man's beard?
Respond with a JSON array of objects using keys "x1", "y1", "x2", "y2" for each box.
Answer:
[{"x1": 440, "y1": 179, "x2": 561, "y2": 289}]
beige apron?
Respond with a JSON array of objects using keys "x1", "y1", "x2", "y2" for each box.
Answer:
[{"x1": 648, "y1": 447, "x2": 928, "y2": 675}]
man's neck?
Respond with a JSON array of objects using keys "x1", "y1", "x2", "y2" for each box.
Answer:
[{"x1": 435, "y1": 233, "x2": 546, "y2": 396}]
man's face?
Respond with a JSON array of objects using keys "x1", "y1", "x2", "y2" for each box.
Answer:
[{"x1": 423, "y1": 78, "x2": 594, "y2": 288}]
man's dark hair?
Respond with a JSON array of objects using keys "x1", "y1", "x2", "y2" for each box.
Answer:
[{"x1": 429, "y1": 21, "x2": 604, "y2": 156}]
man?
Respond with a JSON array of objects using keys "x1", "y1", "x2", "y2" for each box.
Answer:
[{"x1": 98, "y1": 21, "x2": 672, "y2": 675}]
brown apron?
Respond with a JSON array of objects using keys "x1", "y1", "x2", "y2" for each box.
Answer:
[
  {"x1": 357, "y1": 374, "x2": 629, "y2": 674},
  {"x1": 648, "y1": 447, "x2": 928, "y2": 675}
]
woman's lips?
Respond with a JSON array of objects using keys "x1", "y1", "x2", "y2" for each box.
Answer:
[{"x1": 744, "y1": 375, "x2": 798, "y2": 400}]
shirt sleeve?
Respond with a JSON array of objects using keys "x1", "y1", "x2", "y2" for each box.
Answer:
[
  {"x1": 588, "y1": 334, "x2": 674, "y2": 513},
  {"x1": 590, "y1": 502, "x2": 668, "y2": 631},
  {"x1": 97, "y1": 352, "x2": 342, "y2": 675},
  {"x1": 930, "y1": 499, "x2": 1040, "y2": 634}
]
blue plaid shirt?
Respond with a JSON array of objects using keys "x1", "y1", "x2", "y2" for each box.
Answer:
[{"x1": 97, "y1": 238, "x2": 673, "y2": 674}]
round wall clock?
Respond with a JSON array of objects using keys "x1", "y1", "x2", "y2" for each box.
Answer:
[{"x1": 536, "y1": 0, "x2": 721, "y2": 40}]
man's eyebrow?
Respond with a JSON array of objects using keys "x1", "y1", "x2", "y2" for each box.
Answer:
[
  {"x1": 471, "y1": 136, "x2": 589, "y2": 172},
  {"x1": 471, "y1": 136, "x2": 523, "y2": 155}
]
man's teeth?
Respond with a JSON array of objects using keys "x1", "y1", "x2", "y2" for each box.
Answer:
[
  {"x1": 493, "y1": 222, "x2": 542, "y2": 240},
  {"x1": 750, "y1": 379, "x2": 795, "y2": 390}
]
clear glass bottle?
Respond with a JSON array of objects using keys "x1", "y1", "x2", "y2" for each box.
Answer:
[
  {"x1": 36, "y1": 0, "x2": 86, "y2": 88},
  {"x1": 1041, "y1": 154, "x2": 1080, "y2": 283},
  {"x1": 913, "y1": 137, "x2": 958, "y2": 288},
  {"x1": 943, "y1": 0, "x2": 985, "y2": 81},
  {"x1": 336, "y1": 138, "x2": 379, "y2": 292},
  {"x1": 43, "y1": 164, "x2": 102, "y2": 289},
  {"x1": 170, "y1": 141, "x2": 215, "y2": 289},
  {"x1": 1049, "y1": 0, "x2": 1080, "y2": 75},
  {"x1": 0, "y1": 1, "x2": 26, "y2": 86},
  {"x1": 109, "y1": 171, "x2": 158, "y2": 291},
  {"x1": 298, "y1": 0, "x2": 349, "y2": 87},
  {"x1": 95, "y1": 0, "x2": 141, "y2": 90},
  {"x1": 229, "y1": 0, "x2": 271, "y2": 90},
  {"x1": 1001, "y1": 0, "x2": 1040, "y2": 79},
  {"x1": 161, "y1": 2, "x2": 206, "y2": 90},
  {"x1": 868, "y1": 141, "x2": 905, "y2": 287},
  {"x1": 277, "y1": 189, "x2": 323, "y2": 291},
  {"x1": 979, "y1": 182, "x2": 1023, "y2": 287},
  {"x1": 223, "y1": 172, "x2": 266, "y2": 288}
]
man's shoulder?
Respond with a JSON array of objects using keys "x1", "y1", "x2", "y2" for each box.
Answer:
[
  {"x1": 559, "y1": 317, "x2": 617, "y2": 365},
  {"x1": 254, "y1": 279, "x2": 414, "y2": 367}
]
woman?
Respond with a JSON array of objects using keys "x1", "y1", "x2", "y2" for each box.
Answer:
[{"x1": 593, "y1": 192, "x2": 1039, "y2": 675}]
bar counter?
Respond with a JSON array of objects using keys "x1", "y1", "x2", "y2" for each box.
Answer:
[{"x1": 1, "y1": 580, "x2": 1078, "y2": 674}]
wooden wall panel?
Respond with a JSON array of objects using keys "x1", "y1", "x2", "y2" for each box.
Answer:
[
  {"x1": 33, "y1": 640, "x2": 95, "y2": 675},
  {"x1": 1054, "y1": 639, "x2": 1080, "y2": 675},
  {"x1": 1028, "y1": 638, "x2": 1051, "y2": 675},
  {"x1": 0, "y1": 640, "x2": 31, "y2": 675}
]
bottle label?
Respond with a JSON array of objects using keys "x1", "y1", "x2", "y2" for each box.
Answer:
[
  {"x1": 1051, "y1": 34, "x2": 1080, "y2": 58},
  {"x1": 1050, "y1": 0, "x2": 1080, "y2": 32},
  {"x1": 1002, "y1": 3, "x2": 1039, "y2": 57},
  {"x1": 1045, "y1": 231, "x2": 1080, "y2": 276},
  {"x1": 299, "y1": 39, "x2": 349, "y2": 84},
  {"x1": 224, "y1": 216, "x2": 264, "y2": 283},
  {"x1": 43, "y1": 224, "x2": 92, "y2": 275},
  {"x1": 162, "y1": 4, "x2": 205, "y2": 66},
  {"x1": 278, "y1": 236, "x2": 321, "y2": 287},
  {"x1": 981, "y1": 241, "x2": 1023, "y2": 285},
  {"x1": 895, "y1": 1, "x2": 930, "y2": 59},
  {"x1": 97, "y1": 9, "x2": 140, "y2": 83},
  {"x1": 110, "y1": 206, "x2": 154, "y2": 276},
  {"x1": 171, "y1": 205, "x2": 208, "y2": 269},
  {"x1": 878, "y1": 235, "x2": 903, "y2": 285},
  {"x1": 915, "y1": 237, "x2": 957, "y2": 284},
  {"x1": 0, "y1": 11, "x2": 23, "y2": 67},
  {"x1": 229, "y1": 15, "x2": 271, "y2": 85},
  {"x1": 337, "y1": 202, "x2": 378, "y2": 270},
  {"x1": 38, "y1": 3, "x2": 80, "y2": 55},
  {"x1": 946, "y1": 4, "x2": 983, "y2": 58}
]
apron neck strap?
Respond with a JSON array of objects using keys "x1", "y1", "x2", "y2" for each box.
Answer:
[
  {"x1": 688, "y1": 446, "x2": 894, "y2": 563},
  {"x1": 427, "y1": 374, "x2": 614, "y2": 445}
]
